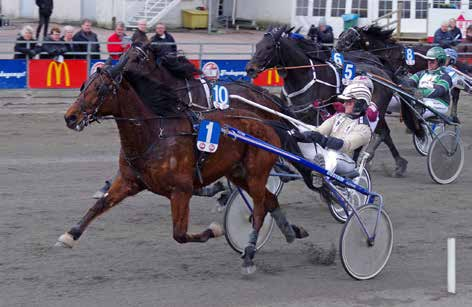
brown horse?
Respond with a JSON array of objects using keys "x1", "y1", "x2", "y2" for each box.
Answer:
[{"x1": 59, "y1": 61, "x2": 308, "y2": 274}]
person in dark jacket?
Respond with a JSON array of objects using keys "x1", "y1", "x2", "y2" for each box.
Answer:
[
  {"x1": 14, "y1": 25, "x2": 40, "y2": 59},
  {"x1": 150, "y1": 23, "x2": 177, "y2": 58},
  {"x1": 40, "y1": 27, "x2": 68, "y2": 59},
  {"x1": 61, "y1": 25, "x2": 75, "y2": 59},
  {"x1": 448, "y1": 18, "x2": 462, "y2": 41},
  {"x1": 36, "y1": 0, "x2": 53, "y2": 40},
  {"x1": 316, "y1": 18, "x2": 334, "y2": 44},
  {"x1": 131, "y1": 19, "x2": 149, "y2": 43},
  {"x1": 434, "y1": 21, "x2": 458, "y2": 48},
  {"x1": 72, "y1": 19, "x2": 100, "y2": 60}
]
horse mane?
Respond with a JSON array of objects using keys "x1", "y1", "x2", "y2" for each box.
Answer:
[
  {"x1": 160, "y1": 54, "x2": 202, "y2": 79},
  {"x1": 292, "y1": 37, "x2": 330, "y2": 61},
  {"x1": 123, "y1": 69, "x2": 183, "y2": 116},
  {"x1": 362, "y1": 25, "x2": 397, "y2": 43}
]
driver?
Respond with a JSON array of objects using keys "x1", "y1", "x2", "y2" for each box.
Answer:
[
  {"x1": 403, "y1": 46, "x2": 452, "y2": 119},
  {"x1": 297, "y1": 83, "x2": 373, "y2": 187}
]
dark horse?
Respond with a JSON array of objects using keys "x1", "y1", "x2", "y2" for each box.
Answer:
[
  {"x1": 59, "y1": 59, "x2": 308, "y2": 274},
  {"x1": 246, "y1": 25, "x2": 409, "y2": 176},
  {"x1": 336, "y1": 25, "x2": 472, "y2": 122}
]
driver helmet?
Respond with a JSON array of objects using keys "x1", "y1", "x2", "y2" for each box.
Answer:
[
  {"x1": 349, "y1": 75, "x2": 374, "y2": 92},
  {"x1": 425, "y1": 46, "x2": 447, "y2": 66},
  {"x1": 338, "y1": 83, "x2": 371, "y2": 117},
  {"x1": 444, "y1": 48, "x2": 458, "y2": 65}
]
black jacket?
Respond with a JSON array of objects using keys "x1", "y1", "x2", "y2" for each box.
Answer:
[
  {"x1": 131, "y1": 29, "x2": 148, "y2": 44},
  {"x1": 60, "y1": 37, "x2": 75, "y2": 59},
  {"x1": 317, "y1": 26, "x2": 334, "y2": 44},
  {"x1": 150, "y1": 32, "x2": 177, "y2": 58},
  {"x1": 449, "y1": 27, "x2": 462, "y2": 41},
  {"x1": 36, "y1": 0, "x2": 53, "y2": 16},
  {"x1": 40, "y1": 36, "x2": 68, "y2": 59},
  {"x1": 14, "y1": 36, "x2": 39, "y2": 59},
  {"x1": 72, "y1": 30, "x2": 100, "y2": 59}
]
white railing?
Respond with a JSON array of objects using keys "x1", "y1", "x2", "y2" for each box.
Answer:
[{"x1": 145, "y1": 0, "x2": 181, "y2": 27}]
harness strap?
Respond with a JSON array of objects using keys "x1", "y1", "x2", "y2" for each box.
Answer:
[
  {"x1": 282, "y1": 59, "x2": 339, "y2": 105},
  {"x1": 185, "y1": 79, "x2": 193, "y2": 106},
  {"x1": 200, "y1": 78, "x2": 212, "y2": 109}
]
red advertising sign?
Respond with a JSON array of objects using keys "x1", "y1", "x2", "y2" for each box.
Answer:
[
  {"x1": 29, "y1": 59, "x2": 88, "y2": 88},
  {"x1": 252, "y1": 68, "x2": 284, "y2": 87}
]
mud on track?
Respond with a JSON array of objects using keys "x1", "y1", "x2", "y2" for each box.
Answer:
[{"x1": 2, "y1": 98, "x2": 472, "y2": 306}]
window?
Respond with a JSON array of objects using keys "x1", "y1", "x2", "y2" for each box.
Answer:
[
  {"x1": 296, "y1": 0, "x2": 309, "y2": 16},
  {"x1": 399, "y1": 1, "x2": 411, "y2": 19},
  {"x1": 312, "y1": 0, "x2": 327, "y2": 17},
  {"x1": 416, "y1": 0, "x2": 428, "y2": 19},
  {"x1": 433, "y1": 0, "x2": 460, "y2": 9},
  {"x1": 449, "y1": 0, "x2": 461, "y2": 9},
  {"x1": 351, "y1": 0, "x2": 368, "y2": 18},
  {"x1": 379, "y1": 0, "x2": 392, "y2": 17},
  {"x1": 331, "y1": 0, "x2": 346, "y2": 17}
]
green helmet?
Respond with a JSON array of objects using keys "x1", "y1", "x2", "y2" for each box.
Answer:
[{"x1": 425, "y1": 46, "x2": 447, "y2": 66}]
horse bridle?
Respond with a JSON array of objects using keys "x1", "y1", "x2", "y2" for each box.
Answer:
[
  {"x1": 338, "y1": 27, "x2": 361, "y2": 50},
  {"x1": 78, "y1": 69, "x2": 121, "y2": 127}
]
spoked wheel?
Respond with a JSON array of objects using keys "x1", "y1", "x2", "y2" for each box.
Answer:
[
  {"x1": 223, "y1": 173, "x2": 283, "y2": 254},
  {"x1": 328, "y1": 168, "x2": 372, "y2": 223},
  {"x1": 340, "y1": 204, "x2": 393, "y2": 280},
  {"x1": 427, "y1": 130, "x2": 464, "y2": 184},
  {"x1": 413, "y1": 122, "x2": 444, "y2": 156}
]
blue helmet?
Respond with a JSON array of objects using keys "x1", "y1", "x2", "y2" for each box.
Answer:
[{"x1": 444, "y1": 48, "x2": 458, "y2": 64}]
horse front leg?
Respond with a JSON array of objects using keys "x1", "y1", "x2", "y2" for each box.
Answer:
[
  {"x1": 55, "y1": 174, "x2": 142, "y2": 248},
  {"x1": 450, "y1": 88, "x2": 460, "y2": 123},
  {"x1": 169, "y1": 190, "x2": 224, "y2": 244}
]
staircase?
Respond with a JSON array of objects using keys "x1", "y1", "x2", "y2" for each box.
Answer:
[{"x1": 126, "y1": 0, "x2": 181, "y2": 29}]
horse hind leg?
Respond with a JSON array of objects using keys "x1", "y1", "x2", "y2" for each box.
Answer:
[
  {"x1": 55, "y1": 174, "x2": 142, "y2": 248},
  {"x1": 169, "y1": 190, "x2": 224, "y2": 244}
]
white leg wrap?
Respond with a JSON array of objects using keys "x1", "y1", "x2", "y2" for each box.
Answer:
[
  {"x1": 56, "y1": 232, "x2": 76, "y2": 248},
  {"x1": 209, "y1": 222, "x2": 224, "y2": 237}
]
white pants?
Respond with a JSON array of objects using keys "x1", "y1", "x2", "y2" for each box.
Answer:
[
  {"x1": 387, "y1": 94, "x2": 401, "y2": 114},
  {"x1": 421, "y1": 98, "x2": 448, "y2": 119},
  {"x1": 298, "y1": 143, "x2": 356, "y2": 174}
]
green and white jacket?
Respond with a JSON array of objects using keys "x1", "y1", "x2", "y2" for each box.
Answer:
[{"x1": 406, "y1": 67, "x2": 453, "y2": 106}]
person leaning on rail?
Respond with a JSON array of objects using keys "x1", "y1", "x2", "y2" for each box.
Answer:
[
  {"x1": 107, "y1": 21, "x2": 131, "y2": 60},
  {"x1": 131, "y1": 19, "x2": 149, "y2": 44},
  {"x1": 61, "y1": 25, "x2": 75, "y2": 59},
  {"x1": 72, "y1": 19, "x2": 101, "y2": 60},
  {"x1": 40, "y1": 27, "x2": 68, "y2": 60},
  {"x1": 14, "y1": 25, "x2": 41, "y2": 59}
]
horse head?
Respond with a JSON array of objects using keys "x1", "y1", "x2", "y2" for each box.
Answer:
[
  {"x1": 64, "y1": 56, "x2": 128, "y2": 131},
  {"x1": 335, "y1": 27, "x2": 362, "y2": 51},
  {"x1": 246, "y1": 25, "x2": 288, "y2": 78}
]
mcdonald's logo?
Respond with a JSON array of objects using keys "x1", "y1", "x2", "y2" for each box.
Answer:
[
  {"x1": 47, "y1": 61, "x2": 70, "y2": 87},
  {"x1": 267, "y1": 69, "x2": 280, "y2": 85}
]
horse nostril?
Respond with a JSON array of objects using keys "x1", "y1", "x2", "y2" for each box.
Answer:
[{"x1": 65, "y1": 114, "x2": 77, "y2": 126}]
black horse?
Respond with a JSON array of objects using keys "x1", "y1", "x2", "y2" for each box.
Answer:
[
  {"x1": 246, "y1": 25, "x2": 410, "y2": 176},
  {"x1": 336, "y1": 25, "x2": 472, "y2": 122}
]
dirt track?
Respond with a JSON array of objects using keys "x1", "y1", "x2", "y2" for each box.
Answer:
[{"x1": 2, "y1": 96, "x2": 472, "y2": 307}]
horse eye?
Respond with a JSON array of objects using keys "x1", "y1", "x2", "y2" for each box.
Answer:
[{"x1": 266, "y1": 46, "x2": 272, "y2": 50}]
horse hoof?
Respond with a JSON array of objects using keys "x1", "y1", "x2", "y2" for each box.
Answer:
[
  {"x1": 393, "y1": 158, "x2": 408, "y2": 177},
  {"x1": 241, "y1": 264, "x2": 257, "y2": 275},
  {"x1": 292, "y1": 224, "x2": 309, "y2": 239},
  {"x1": 209, "y1": 222, "x2": 224, "y2": 238},
  {"x1": 55, "y1": 233, "x2": 76, "y2": 248}
]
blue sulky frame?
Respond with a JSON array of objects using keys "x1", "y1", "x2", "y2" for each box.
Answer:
[{"x1": 221, "y1": 125, "x2": 385, "y2": 246}]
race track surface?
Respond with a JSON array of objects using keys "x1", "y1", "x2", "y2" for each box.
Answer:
[{"x1": 1, "y1": 96, "x2": 472, "y2": 307}]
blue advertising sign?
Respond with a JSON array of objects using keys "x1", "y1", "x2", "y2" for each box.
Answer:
[
  {"x1": 0, "y1": 60, "x2": 27, "y2": 89},
  {"x1": 201, "y1": 60, "x2": 250, "y2": 82},
  {"x1": 89, "y1": 59, "x2": 118, "y2": 75}
]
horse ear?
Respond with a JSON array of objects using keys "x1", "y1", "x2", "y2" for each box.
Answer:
[
  {"x1": 383, "y1": 28, "x2": 395, "y2": 37},
  {"x1": 267, "y1": 25, "x2": 274, "y2": 33},
  {"x1": 273, "y1": 26, "x2": 286, "y2": 40},
  {"x1": 295, "y1": 26, "x2": 303, "y2": 34},
  {"x1": 105, "y1": 57, "x2": 113, "y2": 66}
]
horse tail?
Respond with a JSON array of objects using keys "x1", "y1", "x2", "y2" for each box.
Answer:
[{"x1": 264, "y1": 120, "x2": 316, "y2": 190}]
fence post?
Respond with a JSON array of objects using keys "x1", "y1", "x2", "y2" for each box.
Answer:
[
  {"x1": 87, "y1": 41, "x2": 91, "y2": 65},
  {"x1": 199, "y1": 43, "x2": 203, "y2": 64}
]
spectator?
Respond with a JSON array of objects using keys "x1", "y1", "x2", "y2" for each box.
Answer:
[
  {"x1": 14, "y1": 25, "x2": 39, "y2": 59},
  {"x1": 449, "y1": 18, "x2": 462, "y2": 42},
  {"x1": 150, "y1": 23, "x2": 177, "y2": 58},
  {"x1": 131, "y1": 19, "x2": 149, "y2": 43},
  {"x1": 61, "y1": 25, "x2": 75, "y2": 59},
  {"x1": 107, "y1": 21, "x2": 130, "y2": 60},
  {"x1": 434, "y1": 21, "x2": 458, "y2": 48},
  {"x1": 458, "y1": 25, "x2": 472, "y2": 53},
  {"x1": 316, "y1": 18, "x2": 334, "y2": 44},
  {"x1": 40, "y1": 27, "x2": 68, "y2": 60},
  {"x1": 72, "y1": 19, "x2": 100, "y2": 60},
  {"x1": 35, "y1": 0, "x2": 54, "y2": 40}
]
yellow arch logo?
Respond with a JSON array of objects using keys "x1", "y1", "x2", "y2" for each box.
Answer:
[
  {"x1": 47, "y1": 61, "x2": 70, "y2": 87},
  {"x1": 267, "y1": 69, "x2": 280, "y2": 85}
]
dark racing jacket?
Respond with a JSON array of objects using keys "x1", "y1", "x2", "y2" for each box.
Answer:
[{"x1": 406, "y1": 68, "x2": 453, "y2": 106}]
